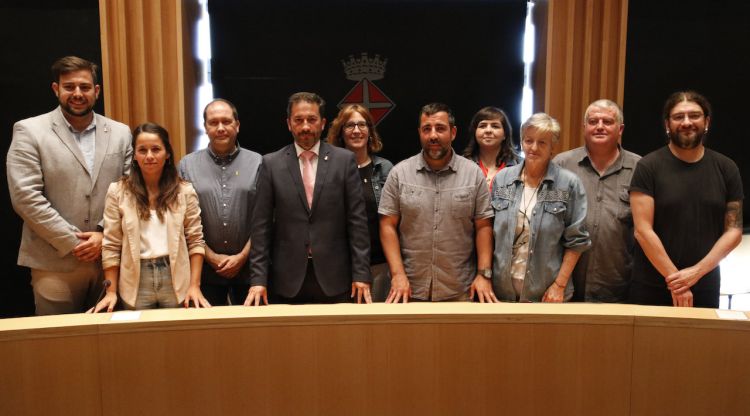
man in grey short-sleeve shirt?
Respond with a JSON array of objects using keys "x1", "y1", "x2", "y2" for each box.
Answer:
[
  {"x1": 179, "y1": 99, "x2": 262, "y2": 305},
  {"x1": 379, "y1": 103, "x2": 496, "y2": 302},
  {"x1": 553, "y1": 99, "x2": 641, "y2": 302}
]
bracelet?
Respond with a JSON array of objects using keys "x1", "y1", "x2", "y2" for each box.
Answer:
[{"x1": 553, "y1": 280, "x2": 565, "y2": 288}]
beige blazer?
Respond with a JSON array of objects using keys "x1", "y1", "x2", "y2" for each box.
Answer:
[
  {"x1": 101, "y1": 181, "x2": 205, "y2": 306},
  {"x1": 7, "y1": 107, "x2": 132, "y2": 271}
]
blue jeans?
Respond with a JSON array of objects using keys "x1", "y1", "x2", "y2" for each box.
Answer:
[{"x1": 124, "y1": 256, "x2": 179, "y2": 309}]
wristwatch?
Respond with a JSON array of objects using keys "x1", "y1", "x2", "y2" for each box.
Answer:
[{"x1": 478, "y1": 268, "x2": 492, "y2": 279}]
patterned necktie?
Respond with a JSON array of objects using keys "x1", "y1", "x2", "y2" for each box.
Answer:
[{"x1": 300, "y1": 150, "x2": 315, "y2": 208}]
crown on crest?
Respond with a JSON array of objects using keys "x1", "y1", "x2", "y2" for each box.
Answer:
[{"x1": 342, "y1": 52, "x2": 387, "y2": 81}]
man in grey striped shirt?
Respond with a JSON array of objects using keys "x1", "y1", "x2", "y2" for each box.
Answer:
[{"x1": 179, "y1": 99, "x2": 262, "y2": 305}]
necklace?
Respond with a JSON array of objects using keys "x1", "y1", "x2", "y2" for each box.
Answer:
[
  {"x1": 357, "y1": 157, "x2": 372, "y2": 169},
  {"x1": 520, "y1": 168, "x2": 541, "y2": 215},
  {"x1": 521, "y1": 183, "x2": 539, "y2": 215}
]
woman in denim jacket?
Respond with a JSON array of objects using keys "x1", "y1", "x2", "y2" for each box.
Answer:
[
  {"x1": 327, "y1": 104, "x2": 393, "y2": 301},
  {"x1": 491, "y1": 113, "x2": 591, "y2": 302}
]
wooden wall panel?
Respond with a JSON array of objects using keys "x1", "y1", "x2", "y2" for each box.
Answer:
[
  {"x1": 534, "y1": 0, "x2": 628, "y2": 152},
  {"x1": 631, "y1": 324, "x2": 750, "y2": 416},
  {"x1": 96, "y1": 317, "x2": 632, "y2": 415},
  {"x1": 99, "y1": 0, "x2": 199, "y2": 160},
  {"x1": 0, "y1": 332, "x2": 101, "y2": 416}
]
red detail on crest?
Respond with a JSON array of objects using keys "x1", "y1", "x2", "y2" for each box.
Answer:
[
  {"x1": 342, "y1": 85, "x2": 363, "y2": 102},
  {"x1": 338, "y1": 79, "x2": 395, "y2": 125}
]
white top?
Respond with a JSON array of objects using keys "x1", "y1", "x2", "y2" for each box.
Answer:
[
  {"x1": 139, "y1": 209, "x2": 169, "y2": 259},
  {"x1": 511, "y1": 185, "x2": 539, "y2": 298}
]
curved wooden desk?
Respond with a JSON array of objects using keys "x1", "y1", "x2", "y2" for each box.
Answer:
[{"x1": 1, "y1": 303, "x2": 748, "y2": 415}]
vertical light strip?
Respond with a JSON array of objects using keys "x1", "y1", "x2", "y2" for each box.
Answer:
[
  {"x1": 194, "y1": 0, "x2": 214, "y2": 151},
  {"x1": 521, "y1": 1, "x2": 535, "y2": 126}
]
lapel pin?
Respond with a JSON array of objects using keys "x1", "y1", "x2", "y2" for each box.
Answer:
[
  {"x1": 324, "y1": 155, "x2": 329, "y2": 161},
  {"x1": 103, "y1": 126, "x2": 108, "y2": 133}
]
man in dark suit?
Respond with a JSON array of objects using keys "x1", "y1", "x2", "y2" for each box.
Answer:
[{"x1": 244, "y1": 92, "x2": 371, "y2": 305}]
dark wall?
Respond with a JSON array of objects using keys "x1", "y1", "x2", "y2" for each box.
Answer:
[
  {"x1": 208, "y1": 0, "x2": 527, "y2": 163},
  {"x1": 624, "y1": 0, "x2": 750, "y2": 229},
  {"x1": 0, "y1": 1, "x2": 102, "y2": 317}
]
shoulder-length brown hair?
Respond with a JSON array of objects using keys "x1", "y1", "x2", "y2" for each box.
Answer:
[
  {"x1": 124, "y1": 122, "x2": 183, "y2": 221},
  {"x1": 462, "y1": 106, "x2": 520, "y2": 167},
  {"x1": 326, "y1": 104, "x2": 384, "y2": 154}
]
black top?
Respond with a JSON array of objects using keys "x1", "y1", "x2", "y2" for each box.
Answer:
[
  {"x1": 629, "y1": 146, "x2": 743, "y2": 297},
  {"x1": 359, "y1": 163, "x2": 386, "y2": 264}
]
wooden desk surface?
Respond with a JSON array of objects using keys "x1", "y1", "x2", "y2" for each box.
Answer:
[
  {"x1": 2, "y1": 302, "x2": 749, "y2": 334},
  {"x1": 1, "y1": 303, "x2": 749, "y2": 416}
]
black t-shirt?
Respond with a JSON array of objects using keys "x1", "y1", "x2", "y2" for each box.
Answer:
[
  {"x1": 359, "y1": 163, "x2": 386, "y2": 264},
  {"x1": 629, "y1": 146, "x2": 743, "y2": 294}
]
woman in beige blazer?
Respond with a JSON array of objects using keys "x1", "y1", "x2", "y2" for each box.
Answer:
[{"x1": 90, "y1": 122, "x2": 209, "y2": 311}]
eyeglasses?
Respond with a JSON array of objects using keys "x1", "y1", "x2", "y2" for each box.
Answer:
[
  {"x1": 669, "y1": 112, "x2": 704, "y2": 122},
  {"x1": 343, "y1": 121, "x2": 368, "y2": 131}
]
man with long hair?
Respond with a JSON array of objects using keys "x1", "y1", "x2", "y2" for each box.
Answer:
[{"x1": 629, "y1": 91, "x2": 743, "y2": 308}]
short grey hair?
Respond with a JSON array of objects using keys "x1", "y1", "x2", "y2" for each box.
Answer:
[
  {"x1": 584, "y1": 99, "x2": 624, "y2": 124},
  {"x1": 521, "y1": 113, "x2": 561, "y2": 142}
]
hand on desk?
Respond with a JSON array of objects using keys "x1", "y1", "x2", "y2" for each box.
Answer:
[
  {"x1": 184, "y1": 285, "x2": 212, "y2": 308},
  {"x1": 385, "y1": 273, "x2": 411, "y2": 303},
  {"x1": 351, "y1": 281, "x2": 372, "y2": 304},
  {"x1": 244, "y1": 285, "x2": 268, "y2": 306},
  {"x1": 542, "y1": 283, "x2": 565, "y2": 303},
  {"x1": 470, "y1": 275, "x2": 498, "y2": 303},
  {"x1": 87, "y1": 292, "x2": 117, "y2": 313}
]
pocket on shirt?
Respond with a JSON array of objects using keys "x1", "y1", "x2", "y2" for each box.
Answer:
[
  {"x1": 616, "y1": 186, "x2": 632, "y2": 223},
  {"x1": 491, "y1": 198, "x2": 511, "y2": 212},
  {"x1": 543, "y1": 201, "x2": 567, "y2": 216},
  {"x1": 400, "y1": 185, "x2": 424, "y2": 218},
  {"x1": 451, "y1": 192, "x2": 473, "y2": 218},
  {"x1": 542, "y1": 201, "x2": 567, "y2": 236}
]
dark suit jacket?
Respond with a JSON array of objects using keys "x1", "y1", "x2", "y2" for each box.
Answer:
[{"x1": 249, "y1": 141, "x2": 370, "y2": 298}]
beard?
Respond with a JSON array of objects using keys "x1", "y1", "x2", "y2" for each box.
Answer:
[
  {"x1": 60, "y1": 98, "x2": 95, "y2": 118},
  {"x1": 669, "y1": 127, "x2": 705, "y2": 149},
  {"x1": 424, "y1": 145, "x2": 451, "y2": 161}
]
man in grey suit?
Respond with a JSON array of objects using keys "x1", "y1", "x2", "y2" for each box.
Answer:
[
  {"x1": 6, "y1": 56, "x2": 132, "y2": 315},
  {"x1": 244, "y1": 92, "x2": 371, "y2": 305}
]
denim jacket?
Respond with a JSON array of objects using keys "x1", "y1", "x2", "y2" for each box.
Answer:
[
  {"x1": 371, "y1": 155, "x2": 394, "y2": 206},
  {"x1": 490, "y1": 162, "x2": 591, "y2": 302}
]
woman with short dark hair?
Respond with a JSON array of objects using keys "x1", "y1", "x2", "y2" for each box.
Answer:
[{"x1": 463, "y1": 106, "x2": 521, "y2": 190}]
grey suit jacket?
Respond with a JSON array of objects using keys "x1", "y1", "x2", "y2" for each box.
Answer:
[
  {"x1": 249, "y1": 141, "x2": 370, "y2": 298},
  {"x1": 7, "y1": 107, "x2": 132, "y2": 272}
]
